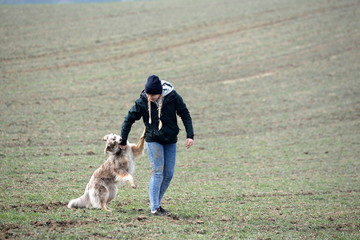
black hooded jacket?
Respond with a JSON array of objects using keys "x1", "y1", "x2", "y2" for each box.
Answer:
[{"x1": 120, "y1": 86, "x2": 194, "y2": 145}]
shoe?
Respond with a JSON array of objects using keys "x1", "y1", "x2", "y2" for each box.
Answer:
[
  {"x1": 151, "y1": 207, "x2": 169, "y2": 216},
  {"x1": 159, "y1": 206, "x2": 169, "y2": 215}
]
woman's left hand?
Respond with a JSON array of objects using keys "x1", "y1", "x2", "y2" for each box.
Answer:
[{"x1": 185, "y1": 138, "x2": 194, "y2": 149}]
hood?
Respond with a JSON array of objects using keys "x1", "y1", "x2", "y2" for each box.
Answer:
[{"x1": 161, "y1": 80, "x2": 174, "y2": 97}]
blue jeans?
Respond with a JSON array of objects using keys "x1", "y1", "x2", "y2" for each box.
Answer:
[{"x1": 146, "y1": 142, "x2": 176, "y2": 212}]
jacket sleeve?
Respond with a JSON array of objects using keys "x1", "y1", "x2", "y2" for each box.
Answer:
[
  {"x1": 176, "y1": 93, "x2": 194, "y2": 139},
  {"x1": 120, "y1": 99, "x2": 143, "y2": 145}
]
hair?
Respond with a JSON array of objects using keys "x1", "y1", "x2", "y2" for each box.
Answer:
[{"x1": 148, "y1": 96, "x2": 163, "y2": 130}]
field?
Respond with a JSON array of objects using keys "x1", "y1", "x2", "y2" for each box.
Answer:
[{"x1": 1, "y1": 0, "x2": 359, "y2": 239}]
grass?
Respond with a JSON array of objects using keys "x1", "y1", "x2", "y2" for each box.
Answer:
[{"x1": 1, "y1": 0, "x2": 360, "y2": 239}]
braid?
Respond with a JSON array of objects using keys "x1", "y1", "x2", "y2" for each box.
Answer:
[
  {"x1": 147, "y1": 95, "x2": 163, "y2": 130},
  {"x1": 148, "y1": 99, "x2": 152, "y2": 124},
  {"x1": 158, "y1": 96, "x2": 163, "y2": 130}
]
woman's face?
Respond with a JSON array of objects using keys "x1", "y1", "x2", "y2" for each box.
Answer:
[{"x1": 146, "y1": 94, "x2": 161, "y2": 102}]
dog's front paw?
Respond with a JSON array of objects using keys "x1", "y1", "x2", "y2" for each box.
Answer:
[{"x1": 131, "y1": 184, "x2": 137, "y2": 189}]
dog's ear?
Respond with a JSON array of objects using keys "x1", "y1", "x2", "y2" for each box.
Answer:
[{"x1": 102, "y1": 134, "x2": 111, "y2": 142}]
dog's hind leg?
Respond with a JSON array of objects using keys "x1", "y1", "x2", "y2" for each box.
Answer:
[
  {"x1": 90, "y1": 184, "x2": 110, "y2": 210},
  {"x1": 101, "y1": 200, "x2": 111, "y2": 211}
]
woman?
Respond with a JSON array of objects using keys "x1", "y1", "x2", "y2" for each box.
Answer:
[{"x1": 120, "y1": 75, "x2": 194, "y2": 216}]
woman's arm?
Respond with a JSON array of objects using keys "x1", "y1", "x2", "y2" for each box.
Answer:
[{"x1": 120, "y1": 99, "x2": 144, "y2": 145}]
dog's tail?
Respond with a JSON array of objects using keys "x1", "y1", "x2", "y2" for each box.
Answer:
[
  {"x1": 140, "y1": 127, "x2": 146, "y2": 139},
  {"x1": 67, "y1": 193, "x2": 90, "y2": 209},
  {"x1": 131, "y1": 128, "x2": 146, "y2": 157}
]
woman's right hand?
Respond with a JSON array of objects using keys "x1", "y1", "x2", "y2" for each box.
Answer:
[{"x1": 119, "y1": 145, "x2": 127, "y2": 150}]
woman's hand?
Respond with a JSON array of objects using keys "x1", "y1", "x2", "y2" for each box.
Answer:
[{"x1": 185, "y1": 138, "x2": 194, "y2": 149}]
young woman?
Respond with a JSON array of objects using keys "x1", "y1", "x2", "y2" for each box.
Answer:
[{"x1": 119, "y1": 75, "x2": 194, "y2": 215}]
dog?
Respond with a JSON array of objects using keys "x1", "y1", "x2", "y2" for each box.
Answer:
[{"x1": 67, "y1": 130, "x2": 145, "y2": 211}]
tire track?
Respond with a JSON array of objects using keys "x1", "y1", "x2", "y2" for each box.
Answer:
[
  {"x1": 0, "y1": 8, "x2": 276, "y2": 63},
  {"x1": 0, "y1": 7, "x2": 277, "y2": 63},
  {"x1": 238, "y1": 189, "x2": 360, "y2": 199},
  {"x1": 3, "y1": 2, "x2": 358, "y2": 75}
]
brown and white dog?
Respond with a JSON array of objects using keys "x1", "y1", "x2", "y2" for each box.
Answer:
[{"x1": 67, "y1": 131, "x2": 145, "y2": 211}]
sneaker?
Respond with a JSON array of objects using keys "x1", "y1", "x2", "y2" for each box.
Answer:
[
  {"x1": 150, "y1": 207, "x2": 169, "y2": 216},
  {"x1": 159, "y1": 206, "x2": 169, "y2": 215}
]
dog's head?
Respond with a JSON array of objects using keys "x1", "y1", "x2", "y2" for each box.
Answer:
[{"x1": 102, "y1": 133, "x2": 122, "y2": 154}]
